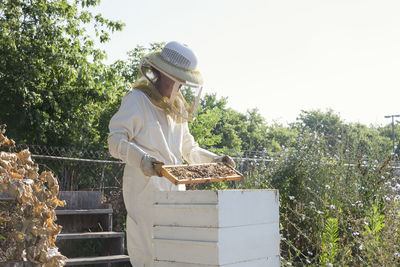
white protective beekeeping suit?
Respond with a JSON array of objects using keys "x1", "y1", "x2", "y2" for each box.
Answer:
[{"x1": 108, "y1": 42, "x2": 234, "y2": 267}]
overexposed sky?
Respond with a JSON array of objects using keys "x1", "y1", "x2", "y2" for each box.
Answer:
[{"x1": 91, "y1": 0, "x2": 400, "y2": 126}]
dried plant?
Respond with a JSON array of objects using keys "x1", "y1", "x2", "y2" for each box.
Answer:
[{"x1": 0, "y1": 126, "x2": 66, "y2": 266}]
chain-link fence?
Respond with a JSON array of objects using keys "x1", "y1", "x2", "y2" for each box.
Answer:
[
  {"x1": 13, "y1": 144, "x2": 128, "y2": 231},
  {"x1": 11, "y1": 144, "x2": 276, "y2": 230},
  {"x1": 15, "y1": 144, "x2": 124, "y2": 193},
  {"x1": 14, "y1": 144, "x2": 276, "y2": 192},
  {"x1": 14, "y1": 143, "x2": 400, "y2": 193}
]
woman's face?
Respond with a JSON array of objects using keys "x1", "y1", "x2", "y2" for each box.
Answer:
[
  {"x1": 156, "y1": 72, "x2": 174, "y2": 98},
  {"x1": 156, "y1": 71, "x2": 182, "y2": 98}
]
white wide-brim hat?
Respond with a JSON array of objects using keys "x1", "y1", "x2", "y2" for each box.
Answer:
[{"x1": 144, "y1": 42, "x2": 203, "y2": 85}]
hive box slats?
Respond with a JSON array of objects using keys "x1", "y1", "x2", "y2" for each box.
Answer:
[
  {"x1": 154, "y1": 190, "x2": 279, "y2": 227},
  {"x1": 152, "y1": 190, "x2": 280, "y2": 266},
  {"x1": 154, "y1": 223, "x2": 279, "y2": 243},
  {"x1": 153, "y1": 223, "x2": 280, "y2": 265},
  {"x1": 155, "y1": 190, "x2": 219, "y2": 204},
  {"x1": 154, "y1": 256, "x2": 281, "y2": 267}
]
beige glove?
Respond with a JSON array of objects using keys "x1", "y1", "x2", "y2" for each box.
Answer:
[
  {"x1": 212, "y1": 155, "x2": 236, "y2": 168},
  {"x1": 108, "y1": 133, "x2": 164, "y2": 176},
  {"x1": 140, "y1": 154, "x2": 164, "y2": 177}
]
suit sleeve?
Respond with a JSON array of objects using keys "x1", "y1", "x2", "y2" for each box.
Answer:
[{"x1": 108, "y1": 91, "x2": 147, "y2": 168}]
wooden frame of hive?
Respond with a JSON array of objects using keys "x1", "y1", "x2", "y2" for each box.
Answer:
[{"x1": 160, "y1": 162, "x2": 244, "y2": 185}]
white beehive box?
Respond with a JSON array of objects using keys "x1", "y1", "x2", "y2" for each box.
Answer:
[{"x1": 153, "y1": 190, "x2": 280, "y2": 266}]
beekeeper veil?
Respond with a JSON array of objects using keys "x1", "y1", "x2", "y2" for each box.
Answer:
[{"x1": 135, "y1": 41, "x2": 204, "y2": 122}]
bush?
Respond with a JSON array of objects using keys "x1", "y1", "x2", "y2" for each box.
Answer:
[{"x1": 235, "y1": 130, "x2": 400, "y2": 266}]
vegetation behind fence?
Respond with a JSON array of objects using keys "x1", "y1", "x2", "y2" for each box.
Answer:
[{"x1": 12, "y1": 141, "x2": 400, "y2": 266}]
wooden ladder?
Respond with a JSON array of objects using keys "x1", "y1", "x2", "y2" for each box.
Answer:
[{"x1": 56, "y1": 191, "x2": 131, "y2": 266}]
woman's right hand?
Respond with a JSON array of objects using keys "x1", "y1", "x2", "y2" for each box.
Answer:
[{"x1": 140, "y1": 154, "x2": 164, "y2": 177}]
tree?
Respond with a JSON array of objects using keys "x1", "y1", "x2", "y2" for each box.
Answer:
[
  {"x1": 241, "y1": 108, "x2": 269, "y2": 151},
  {"x1": 194, "y1": 93, "x2": 243, "y2": 152},
  {"x1": 265, "y1": 123, "x2": 298, "y2": 153},
  {"x1": 342, "y1": 123, "x2": 392, "y2": 161},
  {"x1": 188, "y1": 107, "x2": 222, "y2": 148},
  {"x1": 378, "y1": 123, "x2": 400, "y2": 156},
  {"x1": 293, "y1": 109, "x2": 344, "y2": 148},
  {"x1": 0, "y1": 0, "x2": 124, "y2": 147},
  {"x1": 291, "y1": 109, "x2": 392, "y2": 161},
  {"x1": 195, "y1": 94, "x2": 290, "y2": 154}
]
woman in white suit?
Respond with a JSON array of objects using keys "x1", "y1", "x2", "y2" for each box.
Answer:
[{"x1": 108, "y1": 41, "x2": 234, "y2": 266}]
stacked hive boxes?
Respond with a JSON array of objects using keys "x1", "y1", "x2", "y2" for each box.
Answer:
[{"x1": 153, "y1": 190, "x2": 280, "y2": 266}]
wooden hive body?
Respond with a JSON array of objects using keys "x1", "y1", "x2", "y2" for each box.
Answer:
[{"x1": 153, "y1": 190, "x2": 280, "y2": 266}]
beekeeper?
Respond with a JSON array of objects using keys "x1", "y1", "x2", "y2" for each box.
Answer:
[{"x1": 108, "y1": 41, "x2": 235, "y2": 267}]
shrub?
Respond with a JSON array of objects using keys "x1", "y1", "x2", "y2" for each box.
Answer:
[{"x1": 235, "y1": 130, "x2": 400, "y2": 266}]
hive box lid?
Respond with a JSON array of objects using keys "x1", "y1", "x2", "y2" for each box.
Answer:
[{"x1": 154, "y1": 190, "x2": 279, "y2": 227}]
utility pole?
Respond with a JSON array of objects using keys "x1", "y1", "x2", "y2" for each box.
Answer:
[{"x1": 384, "y1": 114, "x2": 400, "y2": 155}]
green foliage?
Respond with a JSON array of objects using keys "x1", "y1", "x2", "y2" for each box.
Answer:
[
  {"x1": 0, "y1": 222, "x2": 5, "y2": 240},
  {"x1": 189, "y1": 106, "x2": 399, "y2": 266},
  {"x1": 295, "y1": 109, "x2": 343, "y2": 134},
  {"x1": 0, "y1": 0, "x2": 125, "y2": 147},
  {"x1": 208, "y1": 181, "x2": 229, "y2": 190},
  {"x1": 265, "y1": 123, "x2": 298, "y2": 152},
  {"x1": 320, "y1": 217, "x2": 339, "y2": 266},
  {"x1": 189, "y1": 108, "x2": 222, "y2": 148},
  {"x1": 233, "y1": 123, "x2": 399, "y2": 266},
  {"x1": 364, "y1": 202, "x2": 385, "y2": 238},
  {"x1": 197, "y1": 94, "x2": 243, "y2": 152},
  {"x1": 291, "y1": 109, "x2": 393, "y2": 162},
  {"x1": 378, "y1": 123, "x2": 400, "y2": 154},
  {"x1": 196, "y1": 95, "x2": 280, "y2": 153},
  {"x1": 342, "y1": 123, "x2": 392, "y2": 162}
]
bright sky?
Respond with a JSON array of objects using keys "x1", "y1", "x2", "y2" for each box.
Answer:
[{"x1": 91, "y1": 0, "x2": 400, "y2": 126}]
